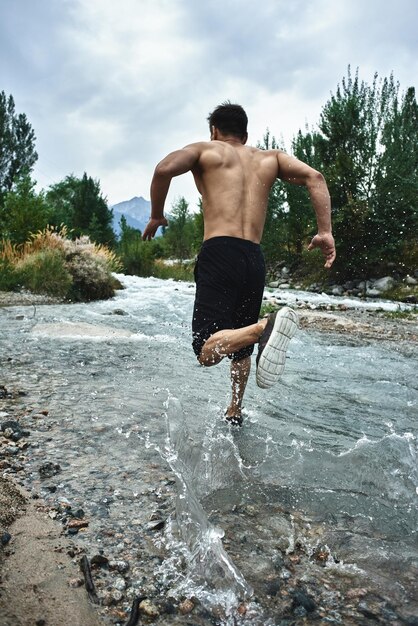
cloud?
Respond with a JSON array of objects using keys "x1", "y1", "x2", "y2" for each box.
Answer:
[{"x1": 1, "y1": 0, "x2": 417, "y2": 206}]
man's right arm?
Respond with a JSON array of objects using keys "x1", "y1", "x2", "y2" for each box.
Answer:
[
  {"x1": 277, "y1": 151, "x2": 336, "y2": 268},
  {"x1": 142, "y1": 145, "x2": 201, "y2": 240}
]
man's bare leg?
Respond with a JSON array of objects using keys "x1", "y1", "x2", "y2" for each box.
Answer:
[
  {"x1": 198, "y1": 319, "x2": 267, "y2": 367},
  {"x1": 225, "y1": 357, "x2": 251, "y2": 423}
]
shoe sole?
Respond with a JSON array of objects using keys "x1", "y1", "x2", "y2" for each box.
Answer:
[{"x1": 256, "y1": 307, "x2": 298, "y2": 389}]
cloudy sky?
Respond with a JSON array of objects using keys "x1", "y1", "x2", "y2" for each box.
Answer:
[{"x1": 1, "y1": 0, "x2": 417, "y2": 209}]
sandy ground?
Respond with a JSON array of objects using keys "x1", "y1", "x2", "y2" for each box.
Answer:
[
  {"x1": 1, "y1": 291, "x2": 417, "y2": 626},
  {"x1": 0, "y1": 478, "x2": 103, "y2": 626}
]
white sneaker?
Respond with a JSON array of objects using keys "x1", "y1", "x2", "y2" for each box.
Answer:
[{"x1": 256, "y1": 307, "x2": 298, "y2": 389}]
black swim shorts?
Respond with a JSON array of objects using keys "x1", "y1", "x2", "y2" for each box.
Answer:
[{"x1": 192, "y1": 236, "x2": 266, "y2": 362}]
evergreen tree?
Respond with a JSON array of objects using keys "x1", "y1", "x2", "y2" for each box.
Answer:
[
  {"x1": 46, "y1": 173, "x2": 115, "y2": 246},
  {"x1": 0, "y1": 92, "x2": 38, "y2": 204},
  {"x1": 285, "y1": 130, "x2": 320, "y2": 256},
  {"x1": 371, "y1": 86, "x2": 418, "y2": 269},
  {"x1": 258, "y1": 130, "x2": 287, "y2": 265},
  {"x1": 313, "y1": 67, "x2": 402, "y2": 276},
  {"x1": 164, "y1": 197, "x2": 194, "y2": 259}
]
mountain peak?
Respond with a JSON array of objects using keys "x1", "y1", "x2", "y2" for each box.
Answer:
[{"x1": 111, "y1": 196, "x2": 151, "y2": 235}]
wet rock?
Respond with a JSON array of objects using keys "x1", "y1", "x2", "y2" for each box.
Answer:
[
  {"x1": 147, "y1": 519, "x2": 165, "y2": 531},
  {"x1": 1, "y1": 420, "x2": 29, "y2": 441},
  {"x1": 179, "y1": 598, "x2": 194, "y2": 614},
  {"x1": 311, "y1": 544, "x2": 330, "y2": 566},
  {"x1": 0, "y1": 386, "x2": 13, "y2": 399},
  {"x1": 38, "y1": 461, "x2": 61, "y2": 478},
  {"x1": 358, "y1": 601, "x2": 379, "y2": 620},
  {"x1": 292, "y1": 589, "x2": 316, "y2": 613},
  {"x1": 265, "y1": 579, "x2": 281, "y2": 596},
  {"x1": 113, "y1": 577, "x2": 127, "y2": 591}
]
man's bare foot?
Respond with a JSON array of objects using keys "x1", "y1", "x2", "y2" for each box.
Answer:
[{"x1": 224, "y1": 410, "x2": 243, "y2": 427}]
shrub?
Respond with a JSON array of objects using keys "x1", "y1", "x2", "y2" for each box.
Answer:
[
  {"x1": 151, "y1": 259, "x2": 195, "y2": 281},
  {"x1": 14, "y1": 248, "x2": 73, "y2": 297},
  {"x1": 65, "y1": 250, "x2": 117, "y2": 302}
]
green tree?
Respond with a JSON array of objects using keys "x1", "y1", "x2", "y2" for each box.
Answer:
[
  {"x1": 46, "y1": 173, "x2": 115, "y2": 246},
  {"x1": 45, "y1": 175, "x2": 80, "y2": 228},
  {"x1": 1, "y1": 173, "x2": 50, "y2": 244},
  {"x1": 117, "y1": 215, "x2": 163, "y2": 275},
  {"x1": 0, "y1": 92, "x2": 38, "y2": 204},
  {"x1": 258, "y1": 130, "x2": 287, "y2": 266},
  {"x1": 314, "y1": 67, "x2": 402, "y2": 277},
  {"x1": 191, "y1": 198, "x2": 204, "y2": 252},
  {"x1": 164, "y1": 197, "x2": 194, "y2": 259},
  {"x1": 285, "y1": 129, "x2": 321, "y2": 257},
  {"x1": 371, "y1": 86, "x2": 418, "y2": 269}
]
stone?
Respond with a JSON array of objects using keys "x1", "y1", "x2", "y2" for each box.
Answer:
[
  {"x1": 113, "y1": 577, "x2": 127, "y2": 591},
  {"x1": 39, "y1": 462, "x2": 61, "y2": 478},
  {"x1": 1, "y1": 532, "x2": 12, "y2": 545},
  {"x1": 292, "y1": 589, "x2": 316, "y2": 613},
  {"x1": 179, "y1": 598, "x2": 194, "y2": 614},
  {"x1": 366, "y1": 288, "x2": 381, "y2": 297},
  {"x1": 109, "y1": 559, "x2": 129, "y2": 573},
  {"x1": 139, "y1": 599, "x2": 160, "y2": 618},
  {"x1": 268, "y1": 281, "x2": 280, "y2": 288},
  {"x1": 331, "y1": 285, "x2": 344, "y2": 296},
  {"x1": 91, "y1": 554, "x2": 109, "y2": 568},
  {"x1": 405, "y1": 275, "x2": 418, "y2": 285},
  {"x1": 68, "y1": 577, "x2": 84, "y2": 588},
  {"x1": 373, "y1": 276, "x2": 395, "y2": 291},
  {"x1": 67, "y1": 519, "x2": 89, "y2": 529}
]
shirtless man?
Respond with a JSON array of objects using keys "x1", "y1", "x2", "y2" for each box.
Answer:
[{"x1": 143, "y1": 103, "x2": 336, "y2": 425}]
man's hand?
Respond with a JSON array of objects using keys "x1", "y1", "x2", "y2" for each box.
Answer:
[
  {"x1": 142, "y1": 217, "x2": 168, "y2": 241},
  {"x1": 308, "y1": 233, "x2": 336, "y2": 269}
]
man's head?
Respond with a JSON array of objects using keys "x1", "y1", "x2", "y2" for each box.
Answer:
[{"x1": 208, "y1": 102, "x2": 248, "y2": 143}]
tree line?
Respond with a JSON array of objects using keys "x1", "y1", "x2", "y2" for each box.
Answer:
[{"x1": 1, "y1": 67, "x2": 417, "y2": 283}]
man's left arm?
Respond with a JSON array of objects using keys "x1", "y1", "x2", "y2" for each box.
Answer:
[
  {"x1": 142, "y1": 145, "x2": 200, "y2": 240},
  {"x1": 277, "y1": 152, "x2": 336, "y2": 268}
]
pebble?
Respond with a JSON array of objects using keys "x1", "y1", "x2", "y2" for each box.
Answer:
[
  {"x1": 113, "y1": 577, "x2": 127, "y2": 591},
  {"x1": 292, "y1": 589, "x2": 316, "y2": 613},
  {"x1": 1, "y1": 532, "x2": 12, "y2": 545},
  {"x1": 109, "y1": 559, "x2": 129, "y2": 573},
  {"x1": 179, "y1": 598, "x2": 194, "y2": 614},
  {"x1": 38, "y1": 461, "x2": 61, "y2": 478},
  {"x1": 139, "y1": 599, "x2": 160, "y2": 618},
  {"x1": 68, "y1": 577, "x2": 84, "y2": 588}
]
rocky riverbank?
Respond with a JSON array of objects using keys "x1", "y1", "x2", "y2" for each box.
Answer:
[{"x1": 1, "y1": 292, "x2": 418, "y2": 626}]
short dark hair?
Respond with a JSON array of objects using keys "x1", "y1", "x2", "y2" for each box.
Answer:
[{"x1": 207, "y1": 102, "x2": 248, "y2": 139}]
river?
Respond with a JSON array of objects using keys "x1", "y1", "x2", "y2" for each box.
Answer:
[{"x1": 1, "y1": 275, "x2": 417, "y2": 625}]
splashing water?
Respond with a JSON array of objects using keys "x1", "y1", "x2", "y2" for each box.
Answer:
[{"x1": 146, "y1": 394, "x2": 253, "y2": 620}]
